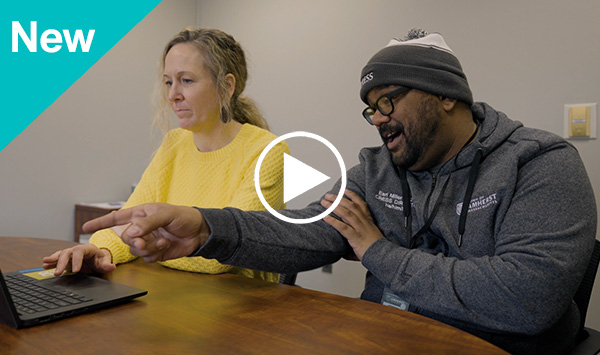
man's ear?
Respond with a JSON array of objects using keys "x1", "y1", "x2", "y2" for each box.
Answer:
[
  {"x1": 439, "y1": 96, "x2": 457, "y2": 112},
  {"x1": 225, "y1": 73, "x2": 236, "y2": 100}
]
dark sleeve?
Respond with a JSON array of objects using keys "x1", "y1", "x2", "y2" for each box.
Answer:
[{"x1": 194, "y1": 163, "x2": 367, "y2": 273}]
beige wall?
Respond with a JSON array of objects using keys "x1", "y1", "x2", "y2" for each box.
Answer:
[{"x1": 1, "y1": 0, "x2": 598, "y2": 332}]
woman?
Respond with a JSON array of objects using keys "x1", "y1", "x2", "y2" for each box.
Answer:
[{"x1": 43, "y1": 28, "x2": 288, "y2": 283}]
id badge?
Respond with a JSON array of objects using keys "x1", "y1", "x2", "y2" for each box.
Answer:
[{"x1": 381, "y1": 286, "x2": 410, "y2": 310}]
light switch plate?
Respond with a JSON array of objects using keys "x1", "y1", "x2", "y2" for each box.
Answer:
[{"x1": 564, "y1": 103, "x2": 597, "y2": 139}]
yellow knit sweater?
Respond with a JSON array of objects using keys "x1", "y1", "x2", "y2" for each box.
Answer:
[{"x1": 89, "y1": 124, "x2": 288, "y2": 283}]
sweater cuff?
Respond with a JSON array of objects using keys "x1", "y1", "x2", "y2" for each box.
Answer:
[
  {"x1": 188, "y1": 207, "x2": 240, "y2": 262},
  {"x1": 89, "y1": 228, "x2": 137, "y2": 264}
]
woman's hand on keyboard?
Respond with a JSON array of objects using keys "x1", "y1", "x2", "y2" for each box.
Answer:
[{"x1": 42, "y1": 244, "x2": 116, "y2": 276}]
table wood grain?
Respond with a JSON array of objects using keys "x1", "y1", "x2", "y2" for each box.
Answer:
[{"x1": 0, "y1": 237, "x2": 508, "y2": 354}]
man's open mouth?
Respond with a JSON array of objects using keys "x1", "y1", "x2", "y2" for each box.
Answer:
[{"x1": 382, "y1": 130, "x2": 402, "y2": 146}]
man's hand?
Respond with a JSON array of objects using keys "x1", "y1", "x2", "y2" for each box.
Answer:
[
  {"x1": 82, "y1": 203, "x2": 210, "y2": 263},
  {"x1": 321, "y1": 189, "x2": 383, "y2": 260}
]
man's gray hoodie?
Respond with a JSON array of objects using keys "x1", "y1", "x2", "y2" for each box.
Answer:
[{"x1": 196, "y1": 102, "x2": 597, "y2": 354}]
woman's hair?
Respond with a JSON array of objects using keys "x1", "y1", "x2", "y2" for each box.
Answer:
[{"x1": 153, "y1": 27, "x2": 269, "y2": 135}]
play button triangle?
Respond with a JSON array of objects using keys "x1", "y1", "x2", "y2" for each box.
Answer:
[{"x1": 283, "y1": 153, "x2": 330, "y2": 203}]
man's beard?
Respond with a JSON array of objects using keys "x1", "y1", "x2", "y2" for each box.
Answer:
[{"x1": 379, "y1": 97, "x2": 440, "y2": 169}]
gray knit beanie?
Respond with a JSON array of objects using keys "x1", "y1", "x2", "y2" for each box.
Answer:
[{"x1": 360, "y1": 29, "x2": 473, "y2": 106}]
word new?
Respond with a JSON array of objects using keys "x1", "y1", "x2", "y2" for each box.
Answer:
[{"x1": 12, "y1": 21, "x2": 95, "y2": 53}]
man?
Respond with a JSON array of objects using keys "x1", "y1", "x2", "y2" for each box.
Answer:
[{"x1": 51, "y1": 30, "x2": 597, "y2": 354}]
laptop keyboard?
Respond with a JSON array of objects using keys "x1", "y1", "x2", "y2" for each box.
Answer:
[{"x1": 5, "y1": 274, "x2": 93, "y2": 315}]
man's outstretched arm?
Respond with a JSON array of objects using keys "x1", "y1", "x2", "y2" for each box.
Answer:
[{"x1": 82, "y1": 203, "x2": 210, "y2": 263}]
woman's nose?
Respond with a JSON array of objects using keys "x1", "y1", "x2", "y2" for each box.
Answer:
[{"x1": 168, "y1": 83, "x2": 182, "y2": 101}]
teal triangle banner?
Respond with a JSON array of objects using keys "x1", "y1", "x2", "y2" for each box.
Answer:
[{"x1": 1, "y1": 0, "x2": 162, "y2": 152}]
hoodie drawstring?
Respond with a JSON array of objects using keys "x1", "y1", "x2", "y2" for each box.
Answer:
[
  {"x1": 457, "y1": 148, "x2": 483, "y2": 247},
  {"x1": 399, "y1": 168, "x2": 412, "y2": 236}
]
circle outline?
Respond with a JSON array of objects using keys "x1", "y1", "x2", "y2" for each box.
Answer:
[{"x1": 254, "y1": 131, "x2": 346, "y2": 224}]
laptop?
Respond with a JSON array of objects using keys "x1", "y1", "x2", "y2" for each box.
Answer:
[{"x1": 0, "y1": 266, "x2": 147, "y2": 329}]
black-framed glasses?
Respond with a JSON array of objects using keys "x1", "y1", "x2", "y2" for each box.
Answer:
[{"x1": 362, "y1": 87, "x2": 411, "y2": 125}]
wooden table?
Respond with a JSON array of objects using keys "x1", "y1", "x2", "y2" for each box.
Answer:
[{"x1": 0, "y1": 237, "x2": 508, "y2": 354}]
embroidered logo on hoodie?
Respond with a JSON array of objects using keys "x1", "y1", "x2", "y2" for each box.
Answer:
[{"x1": 456, "y1": 193, "x2": 498, "y2": 215}]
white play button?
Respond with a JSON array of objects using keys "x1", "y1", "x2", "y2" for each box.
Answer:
[
  {"x1": 254, "y1": 131, "x2": 346, "y2": 224},
  {"x1": 283, "y1": 153, "x2": 330, "y2": 203}
]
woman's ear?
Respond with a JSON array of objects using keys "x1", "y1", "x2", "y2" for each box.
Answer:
[{"x1": 225, "y1": 73, "x2": 236, "y2": 100}]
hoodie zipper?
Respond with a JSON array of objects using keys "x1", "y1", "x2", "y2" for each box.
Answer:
[
  {"x1": 408, "y1": 171, "x2": 452, "y2": 248},
  {"x1": 422, "y1": 172, "x2": 438, "y2": 220}
]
